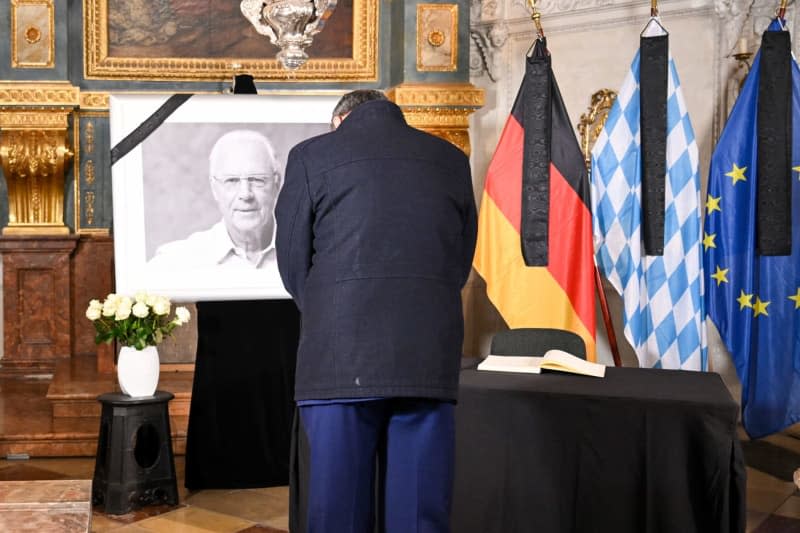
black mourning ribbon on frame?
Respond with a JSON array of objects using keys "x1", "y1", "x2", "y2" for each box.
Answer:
[{"x1": 110, "y1": 94, "x2": 193, "y2": 166}]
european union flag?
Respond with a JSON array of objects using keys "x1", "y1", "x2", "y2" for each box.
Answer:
[{"x1": 705, "y1": 19, "x2": 800, "y2": 438}]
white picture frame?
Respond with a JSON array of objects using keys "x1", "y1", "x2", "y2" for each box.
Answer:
[{"x1": 110, "y1": 93, "x2": 339, "y2": 302}]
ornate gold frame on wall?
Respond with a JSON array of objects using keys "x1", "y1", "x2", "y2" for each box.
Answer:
[{"x1": 83, "y1": 0, "x2": 379, "y2": 82}]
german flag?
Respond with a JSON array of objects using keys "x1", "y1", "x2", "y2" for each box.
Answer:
[{"x1": 473, "y1": 39, "x2": 596, "y2": 360}]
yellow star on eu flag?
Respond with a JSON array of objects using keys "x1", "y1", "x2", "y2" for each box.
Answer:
[
  {"x1": 753, "y1": 297, "x2": 770, "y2": 317},
  {"x1": 711, "y1": 266, "x2": 729, "y2": 286},
  {"x1": 789, "y1": 288, "x2": 800, "y2": 309},
  {"x1": 725, "y1": 163, "x2": 747, "y2": 185},
  {"x1": 702, "y1": 232, "x2": 717, "y2": 251},
  {"x1": 794, "y1": 165, "x2": 800, "y2": 179},
  {"x1": 737, "y1": 289, "x2": 753, "y2": 310},
  {"x1": 706, "y1": 195, "x2": 721, "y2": 215}
]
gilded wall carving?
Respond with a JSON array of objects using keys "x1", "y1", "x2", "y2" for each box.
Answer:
[
  {"x1": 84, "y1": 192, "x2": 95, "y2": 225},
  {"x1": 85, "y1": 160, "x2": 95, "y2": 185},
  {"x1": 85, "y1": 122, "x2": 95, "y2": 153},
  {"x1": 0, "y1": 124, "x2": 72, "y2": 234},
  {"x1": 388, "y1": 83, "x2": 485, "y2": 106},
  {"x1": 0, "y1": 84, "x2": 79, "y2": 106},
  {"x1": 417, "y1": 4, "x2": 459, "y2": 72},
  {"x1": 11, "y1": 0, "x2": 55, "y2": 69},
  {"x1": 73, "y1": 111, "x2": 110, "y2": 234},
  {"x1": 388, "y1": 83, "x2": 485, "y2": 156}
]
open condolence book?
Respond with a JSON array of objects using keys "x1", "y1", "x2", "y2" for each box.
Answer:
[{"x1": 477, "y1": 350, "x2": 606, "y2": 378}]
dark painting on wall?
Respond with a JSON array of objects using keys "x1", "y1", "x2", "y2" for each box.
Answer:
[
  {"x1": 85, "y1": 0, "x2": 377, "y2": 81},
  {"x1": 107, "y1": 0, "x2": 353, "y2": 59}
]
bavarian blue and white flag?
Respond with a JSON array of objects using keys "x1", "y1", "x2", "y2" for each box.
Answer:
[{"x1": 591, "y1": 19, "x2": 707, "y2": 370}]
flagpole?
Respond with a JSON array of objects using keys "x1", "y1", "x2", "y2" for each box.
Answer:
[
  {"x1": 527, "y1": 0, "x2": 545, "y2": 39},
  {"x1": 594, "y1": 264, "x2": 623, "y2": 367},
  {"x1": 582, "y1": 95, "x2": 623, "y2": 367},
  {"x1": 778, "y1": 0, "x2": 788, "y2": 20},
  {"x1": 650, "y1": 0, "x2": 658, "y2": 17}
]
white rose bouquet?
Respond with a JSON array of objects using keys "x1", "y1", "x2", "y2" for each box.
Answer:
[{"x1": 86, "y1": 292, "x2": 191, "y2": 350}]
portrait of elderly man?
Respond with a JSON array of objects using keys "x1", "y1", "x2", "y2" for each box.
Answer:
[{"x1": 147, "y1": 129, "x2": 281, "y2": 270}]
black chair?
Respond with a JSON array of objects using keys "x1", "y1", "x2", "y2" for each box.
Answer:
[{"x1": 489, "y1": 328, "x2": 587, "y2": 360}]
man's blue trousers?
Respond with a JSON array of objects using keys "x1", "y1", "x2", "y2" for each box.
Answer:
[{"x1": 299, "y1": 398, "x2": 454, "y2": 533}]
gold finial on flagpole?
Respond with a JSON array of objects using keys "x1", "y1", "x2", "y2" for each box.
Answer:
[
  {"x1": 651, "y1": 0, "x2": 658, "y2": 17},
  {"x1": 527, "y1": 0, "x2": 545, "y2": 39},
  {"x1": 778, "y1": 0, "x2": 788, "y2": 19}
]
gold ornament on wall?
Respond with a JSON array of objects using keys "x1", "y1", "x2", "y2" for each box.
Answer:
[
  {"x1": 428, "y1": 29, "x2": 445, "y2": 47},
  {"x1": 85, "y1": 122, "x2": 95, "y2": 153},
  {"x1": 85, "y1": 159, "x2": 96, "y2": 185},
  {"x1": 79, "y1": 92, "x2": 110, "y2": 111},
  {"x1": 85, "y1": 192, "x2": 96, "y2": 225},
  {"x1": 0, "y1": 83, "x2": 78, "y2": 106},
  {"x1": 416, "y1": 4, "x2": 458, "y2": 72},
  {"x1": 387, "y1": 84, "x2": 484, "y2": 156},
  {"x1": 578, "y1": 89, "x2": 617, "y2": 170},
  {"x1": 24, "y1": 26, "x2": 42, "y2": 44},
  {"x1": 73, "y1": 110, "x2": 110, "y2": 234},
  {"x1": 0, "y1": 109, "x2": 73, "y2": 234},
  {"x1": 11, "y1": 0, "x2": 55, "y2": 69}
]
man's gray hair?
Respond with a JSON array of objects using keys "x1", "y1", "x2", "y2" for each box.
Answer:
[
  {"x1": 331, "y1": 90, "x2": 387, "y2": 121},
  {"x1": 208, "y1": 129, "x2": 282, "y2": 186}
]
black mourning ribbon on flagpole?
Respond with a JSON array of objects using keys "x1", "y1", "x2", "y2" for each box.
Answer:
[
  {"x1": 521, "y1": 39, "x2": 551, "y2": 266},
  {"x1": 110, "y1": 94, "x2": 193, "y2": 166},
  {"x1": 640, "y1": 34, "x2": 668, "y2": 256},
  {"x1": 757, "y1": 30, "x2": 792, "y2": 256}
]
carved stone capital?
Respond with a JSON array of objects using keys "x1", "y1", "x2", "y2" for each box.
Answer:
[{"x1": 470, "y1": 22, "x2": 509, "y2": 81}]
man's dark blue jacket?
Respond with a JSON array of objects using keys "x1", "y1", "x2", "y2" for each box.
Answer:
[{"x1": 275, "y1": 100, "x2": 477, "y2": 401}]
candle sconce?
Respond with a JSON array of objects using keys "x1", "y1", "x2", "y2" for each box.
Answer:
[
  {"x1": 732, "y1": 38, "x2": 754, "y2": 90},
  {"x1": 723, "y1": 37, "x2": 755, "y2": 120}
]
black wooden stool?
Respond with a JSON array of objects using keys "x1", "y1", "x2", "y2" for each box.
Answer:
[{"x1": 92, "y1": 391, "x2": 179, "y2": 514}]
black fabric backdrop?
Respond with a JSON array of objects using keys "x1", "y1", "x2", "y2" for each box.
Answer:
[{"x1": 184, "y1": 300, "x2": 299, "y2": 489}]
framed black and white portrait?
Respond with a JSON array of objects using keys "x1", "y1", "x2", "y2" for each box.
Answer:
[{"x1": 110, "y1": 94, "x2": 338, "y2": 301}]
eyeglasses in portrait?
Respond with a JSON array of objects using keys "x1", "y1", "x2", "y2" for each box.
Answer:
[{"x1": 110, "y1": 94, "x2": 338, "y2": 301}]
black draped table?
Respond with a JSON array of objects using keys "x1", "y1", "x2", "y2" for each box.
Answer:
[{"x1": 452, "y1": 366, "x2": 746, "y2": 533}]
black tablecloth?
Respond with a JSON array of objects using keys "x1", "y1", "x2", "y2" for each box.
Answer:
[
  {"x1": 184, "y1": 300, "x2": 299, "y2": 489},
  {"x1": 452, "y1": 366, "x2": 746, "y2": 533}
]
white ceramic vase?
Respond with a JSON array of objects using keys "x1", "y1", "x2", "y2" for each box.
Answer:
[{"x1": 117, "y1": 345, "x2": 160, "y2": 397}]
